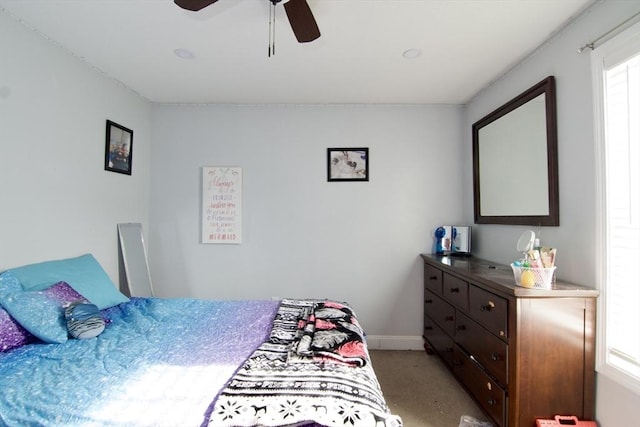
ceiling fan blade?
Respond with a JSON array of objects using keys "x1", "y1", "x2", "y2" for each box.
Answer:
[
  {"x1": 174, "y1": 0, "x2": 219, "y2": 12},
  {"x1": 283, "y1": 0, "x2": 321, "y2": 43}
]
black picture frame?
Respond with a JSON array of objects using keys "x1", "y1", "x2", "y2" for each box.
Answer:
[
  {"x1": 327, "y1": 148, "x2": 369, "y2": 182},
  {"x1": 105, "y1": 120, "x2": 133, "y2": 175}
]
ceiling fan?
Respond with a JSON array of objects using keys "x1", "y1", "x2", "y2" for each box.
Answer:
[{"x1": 174, "y1": 0, "x2": 321, "y2": 43}]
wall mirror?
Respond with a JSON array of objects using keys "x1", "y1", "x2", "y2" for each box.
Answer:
[{"x1": 472, "y1": 76, "x2": 559, "y2": 226}]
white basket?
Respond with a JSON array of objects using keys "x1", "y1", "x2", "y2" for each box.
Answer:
[{"x1": 511, "y1": 264, "x2": 556, "y2": 289}]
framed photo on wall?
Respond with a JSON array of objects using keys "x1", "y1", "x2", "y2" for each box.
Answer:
[
  {"x1": 327, "y1": 147, "x2": 369, "y2": 182},
  {"x1": 105, "y1": 120, "x2": 133, "y2": 175}
]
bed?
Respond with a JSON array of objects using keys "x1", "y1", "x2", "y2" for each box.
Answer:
[{"x1": 0, "y1": 254, "x2": 402, "y2": 427}]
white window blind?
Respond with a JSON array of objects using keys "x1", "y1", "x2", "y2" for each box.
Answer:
[
  {"x1": 603, "y1": 53, "x2": 640, "y2": 379},
  {"x1": 594, "y1": 21, "x2": 640, "y2": 394}
]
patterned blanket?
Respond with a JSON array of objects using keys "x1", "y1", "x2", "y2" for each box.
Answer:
[
  {"x1": 287, "y1": 300, "x2": 367, "y2": 366},
  {"x1": 204, "y1": 299, "x2": 403, "y2": 427}
]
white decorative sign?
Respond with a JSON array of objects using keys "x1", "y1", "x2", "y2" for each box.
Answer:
[{"x1": 201, "y1": 166, "x2": 242, "y2": 244}]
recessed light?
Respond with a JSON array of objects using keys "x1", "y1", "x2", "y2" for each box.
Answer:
[
  {"x1": 174, "y1": 48, "x2": 195, "y2": 59},
  {"x1": 402, "y1": 48, "x2": 422, "y2": 59}
]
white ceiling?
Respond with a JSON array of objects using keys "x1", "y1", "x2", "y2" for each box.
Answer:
[{"x1": 0, "y1": 0, "x2": 595, "y2": 104}]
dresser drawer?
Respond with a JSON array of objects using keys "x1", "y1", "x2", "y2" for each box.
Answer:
[
  {"x1": 454, "y1": 346, "x2": 506, "y2": 427},
  {"x1": 424, "y1": 289, "x2": 456, "y2": 337},
  {"x1": 424, "y1": 264, "x2": 443, "y2": 295},
  {"x1": 443, "y1": 273, "x2": 469, "y2": 311},
  {"x1": 424, "y1": 317, "x2": 455, "y2": 368},
  {"x1": 455, "y1": 313, "x2": 508, "y2": 386},
  {"x1": 469, "y1": 285, "x2": 508, "y2": 340}
]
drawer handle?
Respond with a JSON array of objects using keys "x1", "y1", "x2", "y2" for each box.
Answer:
[
  {"x1": 450, "y1": 287, "x2": 460, "y2": 293},
  {"x1": 491, "y1": 353, "x2": 502, "y2": 361},
  {"x1": 480, "y1": 301, "x2": 496, "y2": 311},
  {"x1": 425, "y1": 299, "x2": 433, "y2": 304},
  {"x1": 445, "y1": 315, "x2": 454, "y2": 322},
  {"x1": 487, "y1": 399, "x2": 498, "y2": 406},
  {"x1": 429, "y1": 275, "x2": 438, "y2": 280},
  {"x1": 425, "y1": 326, "x2": 433, "y2": 331},
  {"x1": 456, "y1": 325, "x2": 466, "y2": 331}
]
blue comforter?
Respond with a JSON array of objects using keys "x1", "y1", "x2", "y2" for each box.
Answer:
[{"x1": 0, "y1": 298, "x2": 280, "y2": 427}]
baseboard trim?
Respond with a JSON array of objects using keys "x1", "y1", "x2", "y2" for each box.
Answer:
[{"x1": 365, "y1": 335, "x2": 424, "y2": 351}]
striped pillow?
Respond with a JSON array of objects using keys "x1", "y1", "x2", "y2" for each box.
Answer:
[{"x1": 64, "y1": 301, "x2": 105, "y2": 339}]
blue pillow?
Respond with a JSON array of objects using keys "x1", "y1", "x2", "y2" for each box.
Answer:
[
  {"x1": 0, "y1": 280, "x2": 89, "y2": 344},
  {"x1": 0, "y1": 270, "x2": 22, "y2": 294},
  {"x1": 8, "y1": 254, "x2": 129, "y2": 310}
]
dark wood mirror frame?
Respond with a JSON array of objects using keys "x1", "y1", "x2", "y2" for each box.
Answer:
[{"x1": 472, "y1": 76, "x2": 559, "y2": 226}]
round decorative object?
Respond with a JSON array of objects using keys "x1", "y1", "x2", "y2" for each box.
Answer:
[
  {"x1": 64, "y1": 301, "x2": 105, "y2": 339},
  {"x1": 516, "y1": 230, "x2": 535, "y2": 253}
]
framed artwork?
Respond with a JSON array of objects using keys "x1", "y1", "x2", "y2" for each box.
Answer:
[
  {"x1": 105, "y1": 120, "x2": 133, "y2": 175},
  {"x1": 201, "y1": 166, "x2": 242, "y2": 244},
  {"x1": 327, "y1": 147, "x2": 369, "y2": 182}
]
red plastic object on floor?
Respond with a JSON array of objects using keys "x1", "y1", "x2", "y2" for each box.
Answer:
[{"x1": 536, "y1": 415, "x2": 597, "y2": 427}]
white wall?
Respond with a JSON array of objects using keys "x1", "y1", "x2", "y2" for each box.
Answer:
[
  {"x1": 462, "y1": 1, "x2": 640, "y2": 425},
  {"x1": 148, "y1": 104, "x2": 464, "y2": 341},
  {"x1": 0, "y1": 11, "x2": 152, "y2": 282}
]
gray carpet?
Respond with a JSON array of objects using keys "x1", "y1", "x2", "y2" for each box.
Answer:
[{"x1": 369, "y1": 350, "x2": 492, "y2": 427}]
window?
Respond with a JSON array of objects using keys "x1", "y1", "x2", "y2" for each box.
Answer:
[{"x1": 593, "y1": 21, "x2": 640, "y2": 395}]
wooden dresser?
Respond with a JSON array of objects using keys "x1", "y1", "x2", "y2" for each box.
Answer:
[{"x1": 421, "y1": 254, "x2": 598, "y2": 427}]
